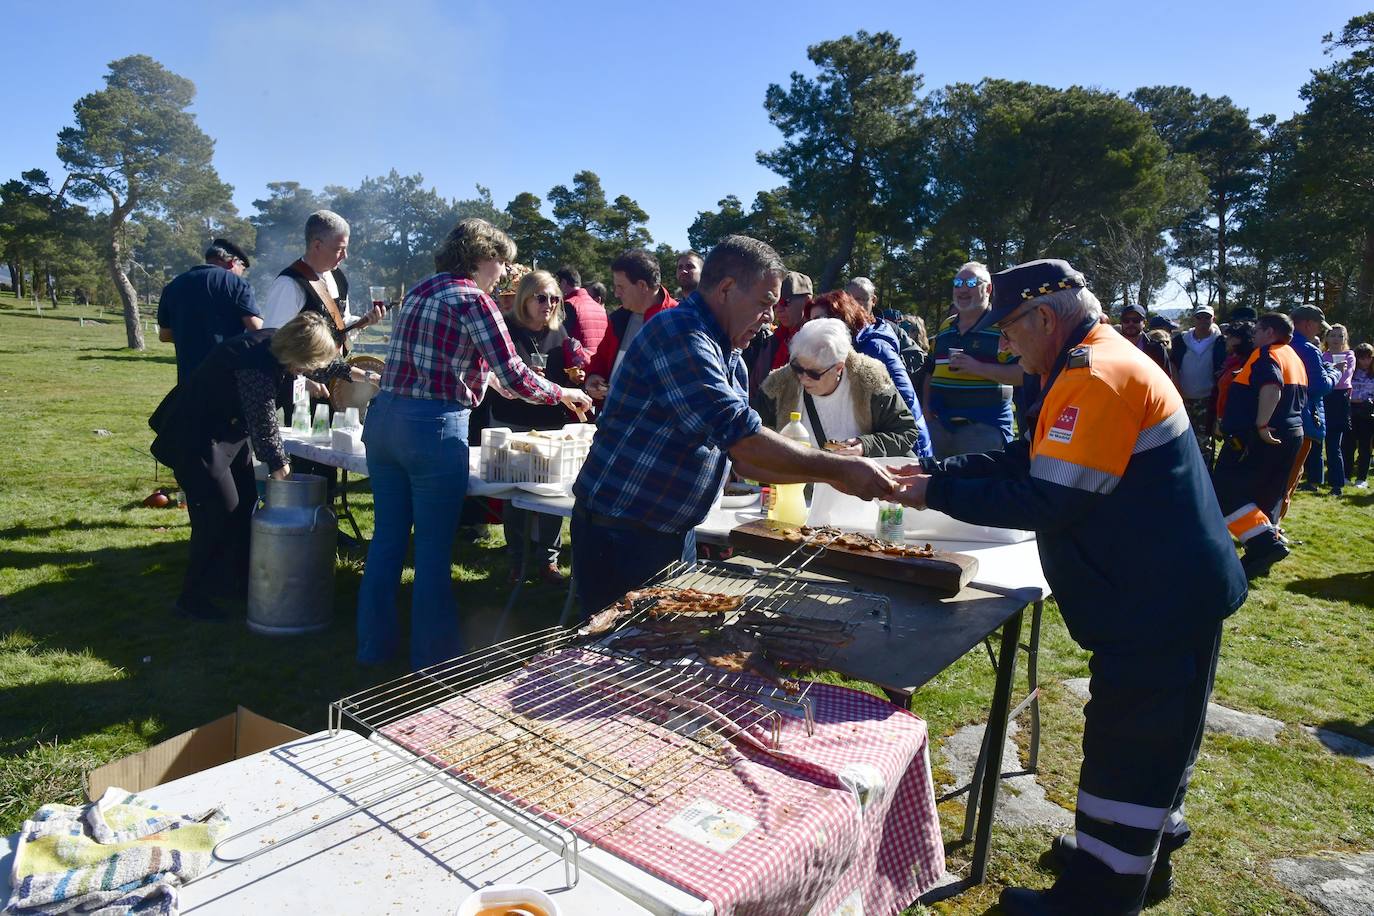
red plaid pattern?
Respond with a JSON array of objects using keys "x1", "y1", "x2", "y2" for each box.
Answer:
[
  {"x1": 382, "y1": 649, "x2": 943, "y2": 914},
  {"x1": 380, "y1": 274, "x2": 562, "y2": 407}
]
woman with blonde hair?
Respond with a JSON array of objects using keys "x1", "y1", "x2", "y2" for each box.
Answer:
[
  {"x1": 1322, "y1": 323, "x2": 1355, "y2": 495},
  {"x1": 493, "y1": 269, "x2": 591, "y2": 583},
  {"x1": 150, "y1": 312, "x2": 375, "y2": 619},
  {"x1": 356, "y1": 219, "x2": 592, "y2": 669}
]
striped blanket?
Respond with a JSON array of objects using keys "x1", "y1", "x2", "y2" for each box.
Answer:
[{"x1": 5, "y1": 788, "x2": 227, "y2": 915}]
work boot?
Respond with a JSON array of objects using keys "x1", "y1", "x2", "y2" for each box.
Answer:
[
  {"x1": 1006, "y1": 843, "x2": 1151, "y2": 914},
  {"x1": 1241, "y1": 535, "x2": 1289, "y2": 579},
  {"x1": 1044, "y1": 833, "x2": 1175, "y2": 906}
]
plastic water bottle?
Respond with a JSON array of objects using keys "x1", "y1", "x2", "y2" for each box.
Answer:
[
  {"x1": 311, "y1": 403, "x2": 331, "y2": 440},
  {"x1": 770, "y1": 411, "x2": 811, "y2": 526}
]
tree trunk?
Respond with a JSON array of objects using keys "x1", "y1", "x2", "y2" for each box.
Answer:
[
  {"x1": 7, "y1": 259, "x2": 20, "y2": 299},
  {"x1": 817, "y1": 218, "x2": 860, "y2": 292},
  {"x1": 102, "y1": 196, "x2": 144, "y2": 349},
  {"x1": 1214, "y1": 195, "x2": 1228, "y2": 313},
  {"x1": 109, "y1": 231, "x2": 144, "y2": 350},
  {"x1": 1359, "y1": 226, "x2": 1374, "y2": 326}
]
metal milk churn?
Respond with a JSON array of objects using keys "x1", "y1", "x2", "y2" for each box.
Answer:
[{"x1": 248, "y1": 473, "x2": 336, "y2": 635}]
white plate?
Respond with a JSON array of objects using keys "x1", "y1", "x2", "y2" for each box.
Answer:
[{"x1": 720, "y1": 491, "x2": 761, "y2": 509}]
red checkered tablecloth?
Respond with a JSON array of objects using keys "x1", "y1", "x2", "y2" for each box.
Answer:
[{"x1": 380, "y1": 648, "x2": 944, "y2": 915}]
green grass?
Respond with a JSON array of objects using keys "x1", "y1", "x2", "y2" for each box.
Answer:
[{"x1": 2, "y1": 297, "x2": 1372, "y2": 914}]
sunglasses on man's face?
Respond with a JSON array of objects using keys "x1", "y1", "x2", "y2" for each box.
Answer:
[
  {"x1": 789, "y1": 359, "x2": 832, "y2": 381},
  {"x1": 952, "y1": 277, "x2": 985, "y2": 288}
]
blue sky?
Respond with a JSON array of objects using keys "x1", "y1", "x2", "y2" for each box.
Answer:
[{"x1": 4, "y1": 0, "x2": 1367, "y2": 259}]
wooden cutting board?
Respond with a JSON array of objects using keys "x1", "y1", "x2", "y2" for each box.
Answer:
[{"x1": 729, "y1": 519, "x2": 978, "y2": 597}]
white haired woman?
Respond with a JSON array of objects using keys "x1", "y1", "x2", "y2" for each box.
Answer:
[{"x1": 753, "y1": 318, "x2": 931, "y2": 457}]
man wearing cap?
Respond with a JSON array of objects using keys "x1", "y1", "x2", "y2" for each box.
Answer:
[
  {"x1": 157, "y1": 239, "x2": 262, "y2": 383},
  {"x1": 1290, "y1": 305, "x2": 1341, "y2": 493},
  {"x1": 743, "y1": 270, "x2": 812, "y2": 398},
  {"x1": 1212, "y1": 311, "x2": 1307, "y2": 577},
  {"x1": 924, "y1": 261, "x2": 1024, "y2": 457},
  {"x1": 1118, "y1": 303, "x2": 1148, "y2": 349},
  {"x1": 1169, "y1": 305, "x2": 1226, "y2": 467},
  {"x1": 895, "y1": 259, "x2": 1247, "y2": 915}
]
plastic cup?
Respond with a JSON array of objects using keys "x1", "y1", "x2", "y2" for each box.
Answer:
[{"x1": 368, "y1": 286, "x2": 388, "y2": 308}]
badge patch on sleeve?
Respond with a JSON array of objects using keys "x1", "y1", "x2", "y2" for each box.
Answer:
[{"x1": 1048, "y1": 406, "x2": 1079, "y2": 443}]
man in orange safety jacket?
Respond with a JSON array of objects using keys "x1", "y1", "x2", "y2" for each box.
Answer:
[{"x1": 894, "y1": 259, "x2": 1247, "y2": 915}]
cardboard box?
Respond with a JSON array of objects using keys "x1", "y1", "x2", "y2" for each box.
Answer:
[{"x1": 86, "y1": 706, "x2": 306, "y2": 799}]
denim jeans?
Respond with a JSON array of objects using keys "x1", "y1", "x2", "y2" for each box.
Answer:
[
  {"x1": 1323, "y1": 390, "x2": 1350, "y2": 489},
  {"x1": 356, "y1": 392, "x2": 469, "y2": 669},
  {"x1": 570, "y1": 509, "x2": 696, "y2": 619}
]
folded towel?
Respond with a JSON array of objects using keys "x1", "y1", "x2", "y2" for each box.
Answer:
[{"x1": 5, "y1": 787, "x2": 228, "y2": 915}]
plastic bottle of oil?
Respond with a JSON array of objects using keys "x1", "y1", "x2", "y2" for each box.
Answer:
[{"x1": 769, "y1": 411, "x2": 811, "y2": 526}]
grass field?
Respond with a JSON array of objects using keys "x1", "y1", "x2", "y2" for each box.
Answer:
[{"x1": 1, "y1": 297, "x2": 1371, "y2": 914}]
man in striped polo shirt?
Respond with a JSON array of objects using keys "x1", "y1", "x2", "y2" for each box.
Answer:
[{"x1": 923, "y1": 261, "x2": 1024, "y2": 457}]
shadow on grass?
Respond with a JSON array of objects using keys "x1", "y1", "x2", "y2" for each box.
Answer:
[
  {"x1": 77, "y1": 352, "x2": 176, "y2": 365},
  {"x1": 0, "y1": 531, "x2": 571, "y2": 758},
  {"x1": 1285, "y1": 569, "x2": 1374, "y2": 608},
  {"x1": 1317, "y1": 717, "x2": 1374, "y2": 747}
]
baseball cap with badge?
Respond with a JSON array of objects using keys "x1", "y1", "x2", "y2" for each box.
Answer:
[
  {"x1": 987, "y1": 258, "x2": 1088, "y2": 326},
  {"x1": 1193, "y1": 305, "x2": 1215, "y2": 318}
]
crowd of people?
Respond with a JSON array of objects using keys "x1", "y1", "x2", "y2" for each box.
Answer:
[{"x1": 150, "y1": 207, "x2": 1367, "y2": 916}]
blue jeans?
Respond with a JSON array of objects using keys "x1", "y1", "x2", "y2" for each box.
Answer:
[
  {"x1": 570, "y1": 509, "x2": 696, "y2": 619},
  {"x1": 1323, "y1": 390, "x2": 1350, "y2": 489},
  {"x1": 356, "y1": 392, "x2": 469, "y2": 669}
]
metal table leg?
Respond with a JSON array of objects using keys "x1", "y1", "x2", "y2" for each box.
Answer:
[
  {"x1": 920, "y1": 607, "x2": 1027, "y2": 904},
  {"x1": 970, "y1": 607, "x2": 1024, "y2": 884},
  {"x1": 336, "y1": 468, "x2": 363, "y2": 542},
  {"x1": 492, "y1": 505, "x2": 532, "y2": 643},
  {"x1": 1026, "y1": 600, "x2": 1043, "y2": 771}
]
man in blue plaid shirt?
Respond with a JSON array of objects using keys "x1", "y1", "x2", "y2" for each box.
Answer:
[{"x1": 572, "y1": 235, "x2": 903, "y2": 615}]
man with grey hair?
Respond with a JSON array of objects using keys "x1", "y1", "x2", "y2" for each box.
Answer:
[
  {"x1": 924, "y1": 260, "x2": 1024, "y2": 457},
  {"x1": 895, "y1": 258, "x2": 1247, "y2": 915},
  {"x1": 260, "y1": 210, "x2": 385, "y2": 337},
  {"x1": 157, "y1": 237, "x2": 262, "y2": 382},
  {"x1": 572, "y1": 235, "x2": 901, "y2": 615},
  {"x1": 846, "y1": 276, "x2": 877, "y2": 310}
]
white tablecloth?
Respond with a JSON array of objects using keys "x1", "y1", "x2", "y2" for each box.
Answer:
[
  {"x1": 0, "y1": 731, "x2": 698, "y2": 916},
  {"x1": 280, "y1": 432, "x2": 550, "y2": 499},
  {"x1": 508, "y1": 494, "x2": 764, "y2": 547}
]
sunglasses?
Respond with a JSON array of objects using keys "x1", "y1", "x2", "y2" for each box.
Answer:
[
  {"x1": 531, "y1": 293, "x2": 562, "y2": 305},
  {"x1": 789, "y1": 359, "x2": 834, "y2": 381},
  {"x1": 952, "y1": 277, "x2": 985, "y2": 288}
]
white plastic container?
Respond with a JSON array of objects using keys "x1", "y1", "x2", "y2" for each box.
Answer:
[
  {"x1": 479, "y1": 427, "x2": 592, "y2": 489},
  {"x1": 456, "y1": 884, "x2": 561, "y2": 916}
]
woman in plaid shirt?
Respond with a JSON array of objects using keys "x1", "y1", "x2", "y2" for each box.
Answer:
[{"x1": 356, "y1": 219, "x2": 592, "y2": 669}]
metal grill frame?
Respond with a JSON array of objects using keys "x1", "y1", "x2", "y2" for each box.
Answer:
[{"x1": 208, "y1": 551, "x2": 891, "y2": 891}]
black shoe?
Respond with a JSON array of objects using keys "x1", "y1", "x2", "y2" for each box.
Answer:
[
  {"x1": 999, "y1": 887, "x2": 1066, "y2": 915},
  {"x1": 1331, "y1": 487, "x2": 1344, "y2": 497},
  {"x1": 1241, "y1": 539, "x2": 1290, "y2": 579},
  {"x1": 1045, "y1": 833, "x2": 1174, "y2": 906},
  {"x1": 1296, "y1": 482, "x2": 1319, "y2": 493}
]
